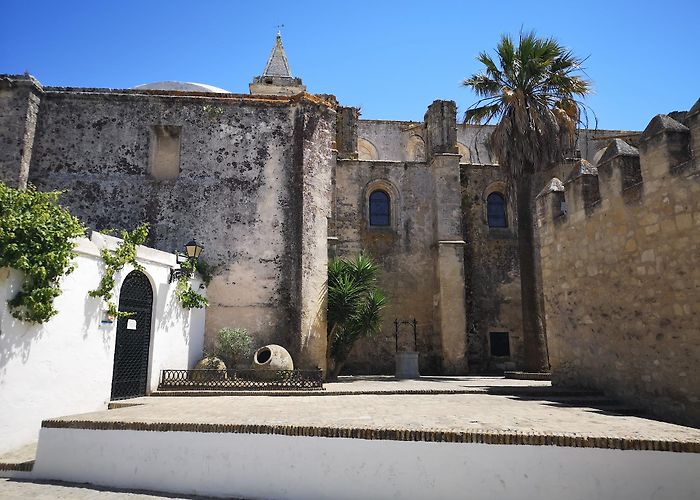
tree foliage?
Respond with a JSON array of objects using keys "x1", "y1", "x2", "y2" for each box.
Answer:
[
  {"x1": 0, "y1": 182, "x2": 85, "y2": 323},
  {"x1": 89, "y1": 223, "x2": 149, "y2": 317},
  {"x1": 175, "y1": 258, "x2": 209, "y2": 309},
  {"x1": 463, "y1": 30, "x2": 592, "y2": 177},
  {"x1": 326, "y1": 254, "x2": 386, "y2": 378}
]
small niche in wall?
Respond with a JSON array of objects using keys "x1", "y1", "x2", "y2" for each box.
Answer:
[
  {"x1": 489, "y1": 331, "x2": 510, "y2": 357},
  {"x1": 149, "y1": 125, "x2": 182, "y2": 180}
]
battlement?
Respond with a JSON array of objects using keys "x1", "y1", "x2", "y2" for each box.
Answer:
[{"x1": 537, "y1": 100, "x2": 699, "y2": 227}]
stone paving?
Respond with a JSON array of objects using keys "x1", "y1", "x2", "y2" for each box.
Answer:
[{"x1": 48, "y1": 377, "x2": 700, "y2": 447}]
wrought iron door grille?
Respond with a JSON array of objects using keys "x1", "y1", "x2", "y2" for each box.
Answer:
[
  {"x1": 111, "y1": 271, "x2": 153, "y2": 400},
  {"x1": 159, "y1": 369, "x2": 324, "y2": 391}
]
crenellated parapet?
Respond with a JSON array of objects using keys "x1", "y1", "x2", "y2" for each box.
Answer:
[{"x1": 537, "y1": 105, "x2": 698, "y2": 227}]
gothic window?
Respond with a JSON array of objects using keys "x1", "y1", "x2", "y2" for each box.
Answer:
[
  {"x1": 487, "y1": 192, "x2": 507, "y2": 228},
  {"x1": 369, "y1": 190, "x2": 390, "y2": 227}
]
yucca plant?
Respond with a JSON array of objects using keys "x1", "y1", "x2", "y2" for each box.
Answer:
[
  {"x1": 327, "y1": 254, "x2": 386, "y2": 379},
  {"x1": 463, "y1": 31, "x2": 592, "y2": 372}
]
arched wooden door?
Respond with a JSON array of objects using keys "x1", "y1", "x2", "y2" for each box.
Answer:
[{"x1": 110, "y1": 270, "x2": 154, "y2": 400}]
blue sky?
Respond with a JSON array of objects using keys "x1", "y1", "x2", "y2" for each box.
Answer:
[{"x1": 2, "y1": 0, "x2": 698, "y2": 130}]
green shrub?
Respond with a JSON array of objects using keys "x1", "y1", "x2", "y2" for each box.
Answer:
[
  {"x1": 326, "y1": 254, "x2": 386, "y2": 379},
  {"x1": 208, "y1": 327, "x2": 253, "y2": 367},
  {"x1": 0, "y1": 182, "x2": 85, "y2": 323},
  {"x1": 89, "y1": 223, "x2": 149, "y2": 317}
]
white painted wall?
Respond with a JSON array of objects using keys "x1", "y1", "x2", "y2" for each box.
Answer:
[
  {"x1": 33, "y1": 428, "x2": 700, "y2": 500},
  {"x1": 0, "y1": 233, "x2": 205, "y2": 455}
]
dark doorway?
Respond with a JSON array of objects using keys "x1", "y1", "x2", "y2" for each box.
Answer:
[
  {"x1": 110, "y1": 270, "x2": 154, "y2": 400},
  {"x1": 489, "y1": 331, "x2": 511, "y2": 357}
]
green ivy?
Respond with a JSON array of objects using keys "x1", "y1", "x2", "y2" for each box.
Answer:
[
  {"x1": 176, "y1": 259, "x2": 209, "y2": 309},
  {"x1": 0, "y1": 182, "x2": 85, "y2": 323},
  {"x1": 89, "y1": 223, "x2": 149, "y2": 317}
]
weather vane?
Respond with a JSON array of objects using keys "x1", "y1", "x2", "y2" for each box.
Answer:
[{"x1": 275, "y1": 24, "x2": 285, "y2": 35}]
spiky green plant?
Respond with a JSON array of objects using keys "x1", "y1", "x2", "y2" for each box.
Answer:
[
  {"x1": 463, "y1": 31, "x2": 592, "y2": 372},
  {"x1": 326, "y1": 254, "x2": 386, "y2": 379}
]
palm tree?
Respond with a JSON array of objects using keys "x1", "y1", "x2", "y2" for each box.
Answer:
[
  {"x1": 462, "y1": 31, "x2": 591, "y2": 372},
  {"x1": 326, "y1": 254, "x2": 386, "y2": 379}
]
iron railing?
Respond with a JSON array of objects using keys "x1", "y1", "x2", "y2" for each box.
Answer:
[{"x1": 159, "y1": 369, "x2": 324, "y2": 391}]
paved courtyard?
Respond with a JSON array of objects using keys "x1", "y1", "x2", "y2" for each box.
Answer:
[
  {"x1": 3, "y1": 377, "x2": 699, "y2": 498},
  {"x1": 48, "y1": 376, "x2": 700, "y2": 446}
]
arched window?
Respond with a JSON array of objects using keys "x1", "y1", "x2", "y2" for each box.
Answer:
[
  {"x1": 369, "y1": 190, "x2": 390, "y2": 227},
  {"x1": 487, "y1": 192, "x2": 507, "y2": 228}
]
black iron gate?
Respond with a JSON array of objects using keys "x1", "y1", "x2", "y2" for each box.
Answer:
[{"x1": 110, "y1": 270, "x2": 153, "y2": 400}]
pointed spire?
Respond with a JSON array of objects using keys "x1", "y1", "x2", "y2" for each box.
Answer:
[
  {"x1": 249, "y1": 32, "x2": 306, "y2": 96},
  {"x1": 263, "y1": 32, "x2": 293, "y2": 78}
]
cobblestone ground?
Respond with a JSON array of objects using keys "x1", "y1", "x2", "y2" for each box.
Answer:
[
  {"x1": 0, "y1": 479, "x2": 232, "y2": 499},
  {"x1": 51, "y1": 380, "x2": 700, "y2": 442}
]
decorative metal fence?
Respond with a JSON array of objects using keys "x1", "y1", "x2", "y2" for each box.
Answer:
[{"x1": 158, "y1": 369, "x2": 324, "y2": 391}]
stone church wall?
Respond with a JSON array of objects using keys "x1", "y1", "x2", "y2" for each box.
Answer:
[
  {"x1": 334, "y1": 101, "x2": 468, "y2": 375},
  {"x1": 460, "y1": 164, "x2": 524, "y2": 372},
  {"x1": 536, "y1": 102, "x2": 700, "y2": 426},
  {"x1": 334, "y1": 158, "x2": 444, "y2": 374},
  {"x1": 12, "y1": 82, "x2": 335, "y2": 369}
]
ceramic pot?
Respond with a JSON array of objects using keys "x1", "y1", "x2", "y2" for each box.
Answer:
[{"x1": 252, "y1": 344, "x2": 294, "y2": 380}]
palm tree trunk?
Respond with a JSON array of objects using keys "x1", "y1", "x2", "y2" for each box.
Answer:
[{"x1": 516, "y1": 174, "x2": 550, "y2": 372}]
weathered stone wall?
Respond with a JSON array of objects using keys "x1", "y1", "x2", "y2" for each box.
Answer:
[
  {"x1": 22, "y1": 83, "x2": 335, "y2": 369},
  {"x1": 536, "y1": 103, "x2": 700, "y2": 426},
  {"x1": 460, "y1": 164, "x2": 524, "y2": 372},
  {"x1": 358, "y1": 120, "x2": 631, "y2": 167},
  {"x1": 333, "y1": 158, "x2": 443, "y2": 373}
]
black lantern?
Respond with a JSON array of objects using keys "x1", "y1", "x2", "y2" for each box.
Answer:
[
  {"x1": 169, "y1": 239, "x2": 204, "y2": 283},
  {"x1": 184, "y1": 239, "x2": 204, "y2": 260}
]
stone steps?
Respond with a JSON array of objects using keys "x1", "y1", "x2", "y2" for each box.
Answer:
[{"x1": 0, "y1": 442, "x2": 37, "y2": 477}]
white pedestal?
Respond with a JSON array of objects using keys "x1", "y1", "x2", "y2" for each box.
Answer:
[{"x1": 395, "y1": 352, "x2": 420, "y2": 379}]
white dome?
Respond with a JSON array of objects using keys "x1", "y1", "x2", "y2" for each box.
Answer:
[{"x1": 131, "y1": 81, "x2": 231, "y2": 93}]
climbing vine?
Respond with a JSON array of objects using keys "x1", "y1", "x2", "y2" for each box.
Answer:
[
  {"x1": 0, "y1": 182, "x2": 85, "y2": 323},
  {"x1": 89, "y1": 223, "x2": 149, "y2": 317},
  {"x1": 176, "y1": 259, "x2": 209, "y2": 309}
]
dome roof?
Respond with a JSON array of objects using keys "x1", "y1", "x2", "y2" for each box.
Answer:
[{"x1": 131, "y1": 81, "x2": 231, "y2": 93}]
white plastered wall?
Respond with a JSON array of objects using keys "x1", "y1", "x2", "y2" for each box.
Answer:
[
  {"x1": 32, "y1": 428, "x2": 700, "y2": 500},
  {"x1": 0, "y1": 232, "x2": 205, "y2": 455}
]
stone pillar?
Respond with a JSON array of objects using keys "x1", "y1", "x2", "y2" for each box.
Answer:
[
  {"x1": 336, "y1": 106, "x2": 358, "y2": 159},
  {"x1": 430, "y1": 151, "x2": 468, "y2": 374},
  {"x1": 0, "y1": 75, "x2": 42, "y2": 189},
  {"x1": 293, "y1": 102, "x2": 336, "y2": 373},
  {"x1": 424, "y1": 100, "x2": 458, "y2": 156}
]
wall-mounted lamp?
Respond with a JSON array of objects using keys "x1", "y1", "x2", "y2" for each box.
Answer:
[{"x1": 169, "y1": 239, "x2": 204, "y2": 283}]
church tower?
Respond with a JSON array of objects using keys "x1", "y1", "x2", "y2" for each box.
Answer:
[{"x1": 249, "y1": 32, "x2": 306, "y2": 96}]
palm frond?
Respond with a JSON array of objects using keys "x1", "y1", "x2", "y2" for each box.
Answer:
[{"x1": 462, "y1": 29, "x2": 593, "y2": 178}]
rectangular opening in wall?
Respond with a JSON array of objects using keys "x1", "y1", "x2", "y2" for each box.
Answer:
[
  {"x1": 489, "y1": 331, "x2": 510, "y2": 357},
  {"x1": 149, "y1": 125, "x2": 181, "y2": 180}
]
